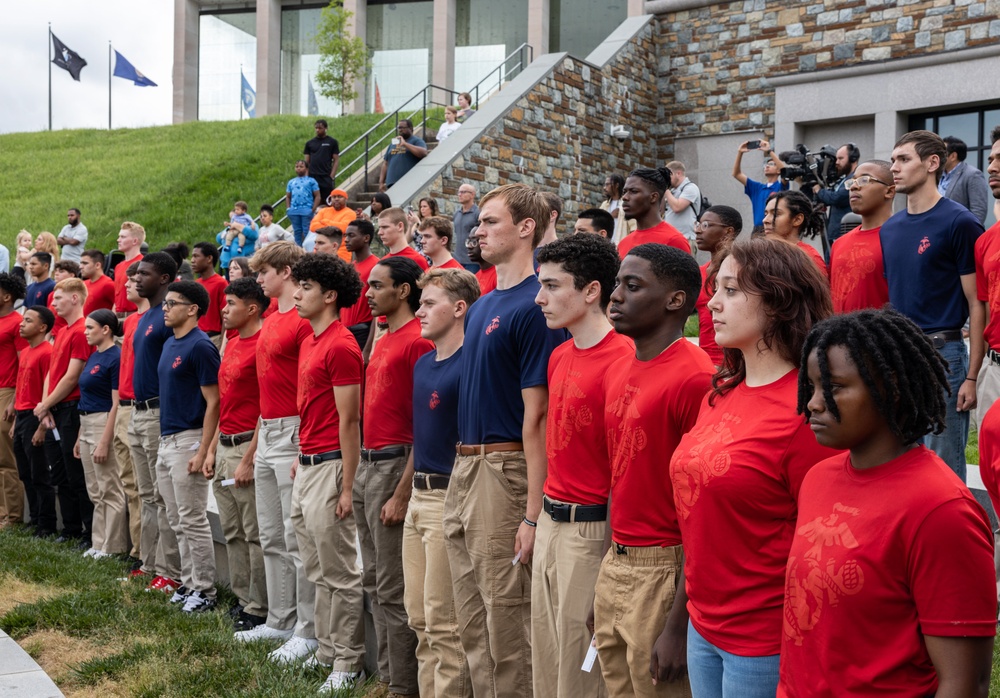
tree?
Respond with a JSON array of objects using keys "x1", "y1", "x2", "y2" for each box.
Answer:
[{"x1": 314, "y1": 1, "x2": 371, "y2": 115}]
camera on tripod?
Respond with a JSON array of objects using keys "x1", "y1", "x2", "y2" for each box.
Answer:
[{"x1": 779, "y1": 144, "x2": 840, "y2": 190}]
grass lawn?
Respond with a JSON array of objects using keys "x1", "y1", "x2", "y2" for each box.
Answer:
[
  {"x1": 0, "y1": 527, "x2": 371, "y2": 697},
  {"x1": 1, "y1": 114, "x2": 394, "y2": 253}
]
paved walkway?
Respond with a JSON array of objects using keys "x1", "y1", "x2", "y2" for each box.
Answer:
[{"x1": 0, "y1": 629, "x2": 63, "y2": 697}]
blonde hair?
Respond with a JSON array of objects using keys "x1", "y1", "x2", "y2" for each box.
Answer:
[
  {"x1": 380, "y1": 207, "x2": 409, "y2": 229},
  {"x1": 418, "y1": 267, "x2": 481, "y2": 306},
  {"x1": 249, "y1": 240, "x2": 303, "y2": 273},
  {"x1": 479, "y1": 184, "x2": 549, "y2": 248},
  {"x1": 666, "y1": 160, "x2": 686, "y2": 173},
  {"x1": 120, "y1": 221, "x2": 146, "y2": 244},
  {"x1": 35, "y1": 231, "x2": 60, "y2": 260},
  {"x1": 16, "y1": 230, "x2": 32, "y2": 249},
  {"x1": 54, "y1": 277, "x2": 88, "y2": 302}
]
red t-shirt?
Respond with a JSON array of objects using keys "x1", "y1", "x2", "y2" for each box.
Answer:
[
  {"x1": 83, "y1": 275, "x2": 116, "y2": 315},
  {"x1": 363, "y1": 318, "x2": 435, "y2": 449},
  {"x1": 228, "y1": 296, "x2": 280, "y2": 340},
  {"x1": 14, "y1": 342, "x2": 52, "y2": 411},
  {"x1": 829, "y1": 226, "x2": 889, "y2": 314},
  {"x1": 977, "y1": 399, "x2": 1000, "y2": 520},
  {"x1": 604, "y1": 339, "x2": 713, "y2": 546},
  {"x1": 974, "y1": 221, "x2": 1000, "y2": 348},
  {"x1": 387, "y1": 246, "x2": 430, "y2": 271},
  {"x1": 47, "y1": 298, "x2": 67, "y2": 340},
  {"x1": 196, "y1": 274, "x2": 229, "y2": 335},
  {"x1": 118, "y1": 311, "x2": 143, "y2": 401},
  {"x1": 435, "y1": 258, "x2": 463, "y2": 270},
  {"x1": 113, "y1": 254, "x2": 142, "y2": 313},
  {"x1": 297, "y1": 320, "x2": 363, "y2": 454},
  {"x1": 696, "y1": 263, "x2": 723, "y2": 365},
  {"x1": 257, "y1": 306, "x2": 313, "y2": 420},
  {"x1": 670, "y1": 369, "x2": 841, "y2": 655},
  {"x1": 48, "y1": 317, "x2": 94, "y2": 404},
  {"x1": 218, "y1": 330, "x2": 262, "y2": 435},
  {"x1": 475, "y1": 266, "x2": 497, "y2": 295},
  {"x1": 617, "y1": 221, "x2": 690, "y2": 259},
  {"x1": 0, "y1": 311, "x2": 28, "y2": 389},
  {"x1": 778, "y1": 447, "x2": 996, "y2": 697},
  {"x1": 796, "y1": 240, "x2": 828, "y2": 277},
  {"x1": 545, "y1": 331, "x2": 633, "y2": 505},
  {"x1": 341, "y1": 254, "x2": 380, "y2": 327}
]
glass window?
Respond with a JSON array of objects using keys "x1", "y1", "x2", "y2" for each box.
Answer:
[
  {"x1": 549, "y1": 0, "x2": 627, "y2": 56},
  {"x1": 281, "y1": 8, "x2": 344, "y2": 117},
  {"x1": 198, "y1": 12, "x2": 257, "y2": 121},
  {"x1": 937, "y1": 112, "x2": 978, "y2": 153},
  {"x1": 454, "y1": 0, "x2": 528, "y2": 96},
  {"x1": 367, "y1": 1, "x2": 433, "y2": 112},
  {"x1": 983, "y1": 110, "x2": 1000, "y2": 148}
]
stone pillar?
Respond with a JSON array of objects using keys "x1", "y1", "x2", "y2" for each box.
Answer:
[
  {"x1": 256, "y1": 0, "x2": 282, "y2": 116},
  {"x1": 344, "y1": 0, "x2": 368, "y2": 115},
  {"x1": 432, "y1": 0, "x2": 456, "y2": 104},
  {"x1": 528, "y1": 0, "x2": 550, "y2": 57},
  {"x1": 172, "y1": 0, "x2": 199, "y2": 123}
]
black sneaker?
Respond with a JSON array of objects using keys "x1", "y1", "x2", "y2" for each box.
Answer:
[
  {"x1": 181, "y1": 590, "x2": 217, "y2": 613},
  {"x1": 228, "y1": 603, "x2": 245, "y2": 620},
  {"x1": 170, "y1": 585, "x2": 191, "y2": 604},
  {"x1": 233, "y1": 611, "x2": 267, "y2": 632}
]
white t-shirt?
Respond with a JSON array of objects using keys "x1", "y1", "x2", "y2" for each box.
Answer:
[
  {"x1": 257, "y1": 223, "x2": 295, "y2": 248},
  {"x1": 664, "y1": 178, "x2": 700, "y2": 240},
  {"x1": 436, "y1": 121, "x2": 461, "y2": 142},
  {"x1": 58, "y1": 223, "x2": 89, "y2": 262}
]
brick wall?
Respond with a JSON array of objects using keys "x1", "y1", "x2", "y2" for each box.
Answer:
[{"x1": 655, "y1": 0, "x2": 1000, "y2": 157}]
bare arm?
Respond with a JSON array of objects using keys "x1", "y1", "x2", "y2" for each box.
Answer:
[
  {"x1": 37, "y1": 358, "x2": 85, "y2": 415},
  {"x1": 763, "y1": 141, "x2": 787, "y2": 170},
  {"x1": 381, "y1": 448, "x2": 414, "y2": 526},
  {"x1": 379, "y1": 160, "x2": 388, "y2": 191},
  {"x1": 404, "y1": 140, "x2": 429, "y2": 159},
  {"x1": 960, "y1": 274, "x2": 984, "y2": 412},
  {"x1": 312, "y1": 189, "x2": 320, "y2": 213},
  {"x1": 189, "y1": 384, "x2": 220, "y2": 475},
  {"x1": 514, "y1": 385, "x2": 547, "y2": 564},
  {"x1": 664, "y1": 188, "x2": 694, "y2": 214},
  {"x1": 732, "y1": 144, "x2": 749, "y2": 186},
  {"x1": 331, "y1": 153, "x2": 340, "y2": 181},
  {"x1": 334, "y1": 383, "x2": 361, "y2": 519},
  {"x1": 924, "y1": 635, "x2": 993, "y2": 698},
  {"x1": 650, "y1": 563, "x2": 689, "y2": 685}
]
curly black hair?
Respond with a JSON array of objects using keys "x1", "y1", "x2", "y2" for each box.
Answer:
[
  {"x1": 626, "y1": 242, "x2": 702, "y2": 315},
  {"x1": 291, "y1": 253, "x2": 363, "y2": 310},
  {"x1": 702, "y1": 205, "x2": 743, "y2": 234},
  {"x1": 536, "y1": 232, "x2": 620, "y2": 309},
  {"x1": 167, "y1": 280, "x2": 210, "y2": 318},
  {"x1": 0, "y1": 272, "x2": 27, "y2": 302},
  {"x1": 796, "y1": 308, "x2": 949, "y2": 445},
  {"x1": 224, "y1": 277, "x2": 269, "y2": 312}
]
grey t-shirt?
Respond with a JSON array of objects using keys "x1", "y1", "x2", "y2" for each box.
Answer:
[
  {"x1": 664, "y1": 178, "x2": 700, "y2": 240},
  {"x1": 58, "y1": 223, "x2": 89, "y2": 262},
  {"x1": 452, "y1": 205, "x2": 480, "y2": 265}
]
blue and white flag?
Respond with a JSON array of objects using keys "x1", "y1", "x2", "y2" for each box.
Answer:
[
  {"x1": 113, "y1": 50, "x2": 157, "y2": 87},
  {"x1": 241, "y1": 71, "x2": 256, "y2": 118}
]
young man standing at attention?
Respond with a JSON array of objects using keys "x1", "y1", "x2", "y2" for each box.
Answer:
[
  {"x1": 80, "y1": 250, "x2": 115, "y2": 314},
  {"x1": 617, "y1": 168, "x2": 690, "y2": 259},
  {"x1": 378, "y1": 208, "x2": 431, "y2": 272},
  {"x1": 114, "y1": 222, "x2": 145, "y2": 318},
  {"x1": 192, "y1": 242, "x2": 228, "y2": 350},
  {"x1": 0, "y1": 273, "x2": 27, "y2": 527},
  {"x1": 116, "y1": 263, "x2": 145, "y2": 572}
]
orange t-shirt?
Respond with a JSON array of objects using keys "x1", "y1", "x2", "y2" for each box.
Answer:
[
  {"x1": 256, "y1": 306, "x2": 313, "y2": 419},
  {"x1": 617, "y1": 221, "x2": 690, "y2": 259},
  {"x1": 829, "y1": 226, "x2": 889, "y2": 314},
  {"x1": 309, "y1": 206, "x2": 356, "y2": 262}
]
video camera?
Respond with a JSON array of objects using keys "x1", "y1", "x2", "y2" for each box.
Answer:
[{"x1": 779, "y1": 144, "x2": 840, "y2": 190}]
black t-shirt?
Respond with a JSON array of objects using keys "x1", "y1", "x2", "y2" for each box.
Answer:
[{"x1": 303, "y1": 136, "x2": 340, "y2": 178}]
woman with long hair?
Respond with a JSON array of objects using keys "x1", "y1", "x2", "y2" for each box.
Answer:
[
  {"x1": 406, "y1": 197, "x2": 439, "y2": 250},
  {"x1": 34, "y1": 231, "x2": 60, "y2": 262},
  {"x1": 762, "y1": 189, "x2": 828, "y2": 275},
  {"x1": 667, "y1": 237, "x2": 839, "y2": 697}
]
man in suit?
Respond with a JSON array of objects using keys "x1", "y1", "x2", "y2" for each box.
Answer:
[{"x1": 941, "y1": 136, "x2": 991, "y2": 225}]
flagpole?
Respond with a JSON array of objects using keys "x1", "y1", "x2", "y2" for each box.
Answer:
[
  {"x1": 108, "y1": 41, "x2": 112, "y2": 130},
  {"x1": 240, "y1": 64, "x2": 243, "y2": 121},
  {"x1": 48, "y1": 24, "x2": 52, "y2": 131}
]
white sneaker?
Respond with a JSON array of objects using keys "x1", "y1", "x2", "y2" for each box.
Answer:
[
  {"x1": 267, "y1": 635, "x2": 319, "y2": 664},
  {"x1": 320, "y1": 669, "x2": 365, "y2": 692},
  {"x1": 91, "y1": 550, "x2": 112, "y2": 560},
  {"x1": 82, "y1": 548, "x2": 98, "y2": 558},
  {"x1": 301, "y1": 654, "x2": 331, "y2": 671},
  {"x1": 234, "y1": 623, "x2": 293, "y2": 644}
]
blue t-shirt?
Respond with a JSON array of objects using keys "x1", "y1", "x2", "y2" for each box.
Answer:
[
  {"x1": 157, "y1": 328, "x2": 220, "y2": 436},
  {"x1": 413, "y1": 348, "x2": 462, "y2": 475},
  {"x1": 25, "y1": 278, "x2": 55, "y2": 309},
  {"x1": 384, "y1": 136, "x2": 427, "y2": 187},
  {"x1": 881, "y1": 196, "x2": 983, "y2": 333},
  {"x1": 287, "y1": 176, "x2": 319, "y2": 215},
  {"x1": 78, "y1": 345, "x2": 121, "y2": 413},
  {"x1": 458, "y1": 275, "x2": 567, "y2": 443},
  {"x1": 743, "y1": 178, "x2": 787, "y2": 226},
  {"x1": 132, "y1": 304, "x2": 173, "y2": 402}
]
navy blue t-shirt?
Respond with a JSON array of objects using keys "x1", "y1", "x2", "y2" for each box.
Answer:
[
  {"x1": 25, "y1": 278, "x2": 55, "y2": 309},
  {"x1": 158, "y1": 328, "x2": 220, "y2": 435},
  {"x1": 413, "y1": 348, "x2": 462, "y2": 475},
  {"x1": 384, "y1": 136, "x2": 427, "y2": 186},
  {"x1": 78, "y1": 345, "x2": 121, "y2": 413},
  {"x1": 132, "y1": 304, "x2": 173, "y2": 402},
  {"x1": 458, "y1": 275, "x2": 567, "y2": 443},
  {"x1": 880, "y1": 196, "x2": 982, "y2": 333}
]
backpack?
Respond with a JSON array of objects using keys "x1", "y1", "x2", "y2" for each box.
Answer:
[{"x1": 681, "y1": 181, "x2": 712, "y2": 220}]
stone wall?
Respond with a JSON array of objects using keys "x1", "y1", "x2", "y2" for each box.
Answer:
[
  {"x1": 654, "y1": 0, "x2": 1000, "y2": 158},
  {"x1": 407, "y1": 19, "x2": 661, "y2": 223}
]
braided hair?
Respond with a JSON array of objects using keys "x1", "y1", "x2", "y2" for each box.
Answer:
[
  {"x1": 629, "y1": 167, "x2": 673, "y2": 197},
  {"x1": 767, "y1": 189, "x2": 826, "y2": 240},
  {"x1": 796, "y1": 308, "x2": 949, "y2": 445}
]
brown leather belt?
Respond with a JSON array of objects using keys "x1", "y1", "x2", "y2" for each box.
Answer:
[{"x1": 456, "y1": 441, "x2": 524, "y2": 456}]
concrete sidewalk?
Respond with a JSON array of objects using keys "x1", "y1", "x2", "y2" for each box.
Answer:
[{"x1": 0, "y1": 630, "x2": 63, "y2": 697}]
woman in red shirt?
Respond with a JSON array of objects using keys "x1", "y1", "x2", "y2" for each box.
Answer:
[
  {"x1": 781, "y1": 308, "x2": 996, "y2": 697},
  {"x1": 668, "y1": 238, "x2": 836, "y2": 696},
  {"x1": 762, "y1": 189, "x2": 828, "y2": 277}
]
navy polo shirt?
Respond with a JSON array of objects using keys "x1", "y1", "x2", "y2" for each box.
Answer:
[
  {"x1": 78, "y1": 345, "x2": 121, "y2": 413},
  {"x1": 157, "y1": 328, "x2": 220, "y2": 436},
  {"x1": 412, "y1": 348, "x2": 462, "y2": 475}
]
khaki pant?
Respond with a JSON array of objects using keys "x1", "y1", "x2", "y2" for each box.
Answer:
[
  {"x1": 128, "y1": 406, "x2": 181, "y2": 579},
  {"x1": 209, "y1": 333, "x2": 223, "y2": 351},
  {"x1": 255, "y1": 416, "x2": 315, "y2": 637},
  {"x1": 354, "y1": 452, "x2": 419, "y2": 694},
  {"x1": 114, "y1": 404, "x2": 141, "y2": 558},
  {"x1": 976, "y1": 358, "x2": 1000, "y2": 427},
  {"x1": 156, "y1": 429, "x2": 216, "y2": 597},
  {"x1": 403, "y1": 486, "x2": 471, "y2": 698},
  {"x1": 531, "y1": 507, "x2": 608, "y2": 698},
  {"x1": 593, "y1": 544, "x2": 690, "y2": 698},
  {"x1": 443, "y1": 451, "x2": 532, "y2": 698},
  {"x1": 291, "y1": 455, "x2": 365, "y2": 670},
  {"x1": 0, "y1": 388, "x2": 24, "y2": 524},
  {"x1": 78, "y1": 412, "x2": 128, "y2": 554},
  {"x1": 213, "y1": 439, "x2": 267, "y2": 617}
]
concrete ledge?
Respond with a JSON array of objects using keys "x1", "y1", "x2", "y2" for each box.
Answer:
[
  {"x1": 0, "y1": 630, "x2": 63, "y2": 698},
  {"x1": 645, "y1": 0, "x2": 714, "y2": 13}
]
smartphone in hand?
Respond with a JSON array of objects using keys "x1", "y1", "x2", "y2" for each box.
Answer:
[{"x1": 747, "y1": 140, "x2": 761, "y2": 150}]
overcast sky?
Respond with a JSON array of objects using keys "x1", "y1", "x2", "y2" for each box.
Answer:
[{"x1": 2, "y1": 1, "x2": 174, "y2": 134}]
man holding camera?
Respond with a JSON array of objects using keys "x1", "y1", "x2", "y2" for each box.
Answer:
[
  {"x1": 732, "y1": 140, "x2": 787, "y2": 234},
  {"x1": 661, "y1": 161, "x2": 701, "y2": 245},
  {"x1": 812, "y1": 143, "x2": 860, "y2": 244}
]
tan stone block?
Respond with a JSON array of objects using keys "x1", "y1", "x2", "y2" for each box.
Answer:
[{"x1": 778, "y1": 7, "x2": 801, "y2": 26}]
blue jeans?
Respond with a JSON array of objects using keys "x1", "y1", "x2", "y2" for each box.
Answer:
[
  {"x1": 287, "y1": 213, "x2": 313, "y2": 247},
  {"x1": 687, "y1": 621, "x2": 779, "y2": 698},
  {"x1": 923, "y1": 339, "x2": 969, "y2": 483}
]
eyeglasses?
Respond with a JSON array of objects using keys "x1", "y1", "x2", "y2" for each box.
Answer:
[
  {"x1": 162, "y1": 299, "x2": 195, "y2": 309},
  {"x1": 844, "y1": 175, "x2": 891, "y2": 188},
  {"x1": 694, "y1": 220, "x2": 725, "y2": 229}
]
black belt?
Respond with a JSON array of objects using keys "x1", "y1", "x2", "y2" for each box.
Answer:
[
  {"x1": 78, "y1": 410, "x2": 103, "y2": 416},
  {"x1": 134, "y1": 397, "x2": 160, "y2": 411},
  {"x1": 412, "y1": 472, "x2": 450, "y2": 490},
  {"x1": 543, "y1": 496, "x2": 607, "y2": 523},
  {"x1": 207, "y1": 331, "x2": 221, "y2": 337},
  {"x1": 298, "y1": 450, "x2": 342, "y2": 465},
  {"x1": 50, "y1": 400, "x2": 78, "y2": 413},
  {"x1": 219, "y1": 431, "x2": 254, "y2": 448},
  {"x1": 988, "y1": 347, "x2": 1000, "y2": 366},
  {"x1": 16, "y1": 409, "x2": 34, "y2": 418},
  {"x1": 925, "y1": 329, "x2": 963, "y2": 349},
  {"x1": 361, "y1": 446, "x2": 408, "y2": 462},
  {"x1": 119, "y1": 399, "x2": 134, "y2": 407}
]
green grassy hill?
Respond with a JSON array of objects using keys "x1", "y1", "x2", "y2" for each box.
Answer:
[{"x1": 1, "y1": 114, "x2": 391, "y2": 252}]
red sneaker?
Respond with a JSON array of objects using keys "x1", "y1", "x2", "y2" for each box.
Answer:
[
  {"x1": 145, "y1": 575, "x2": 166, "y2": 591},
  {"x1": 129, "y1": 568, "x2": 150, "y2": 579},
  {"x1": 158, "y1": 578, "x2": 181, "y2": 594}
]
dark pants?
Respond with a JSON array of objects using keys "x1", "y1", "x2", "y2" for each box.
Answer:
[
  {"x1": 13, "y1": 411, "x2": 57, "y2": 535},
  {"x1": 314, "y1": 175, "x2": 334, "y2": 204},
  {"x1": 44, "y1": 402, "x2": 93, "y2": 540},
  {"x1": 348, "y1": 322, "x2": 372, "y2": 353}
]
